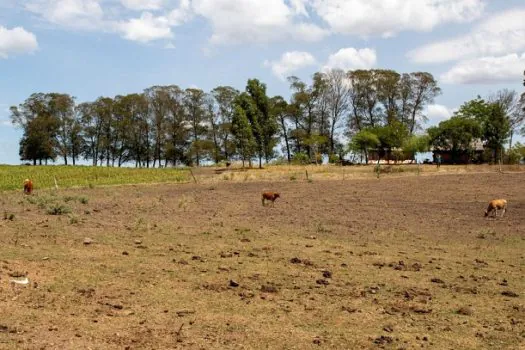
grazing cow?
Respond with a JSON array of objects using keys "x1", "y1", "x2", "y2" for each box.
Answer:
[
  {"x1": 23, "y1": 179, "x2": 33, "y2": 195},
  {"x1": 484, "y1": 199, "x2": 507, "y2": 218},
  {"x1": 262, "y1": 192, "x2": 280, "y2": 206}
]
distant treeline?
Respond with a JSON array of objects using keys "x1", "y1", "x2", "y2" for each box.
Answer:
[{"x1": 9, "y1": 69, "x2": 525, "y2": 167}]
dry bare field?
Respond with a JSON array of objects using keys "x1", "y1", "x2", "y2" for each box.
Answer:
[{"x1": 1, "y1": 170, "x2": 524, "y2": 349}]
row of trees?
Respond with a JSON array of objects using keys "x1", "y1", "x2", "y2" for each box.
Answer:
[{"x1": 10, "y1": 69, "x2": 525, "y2": 167}]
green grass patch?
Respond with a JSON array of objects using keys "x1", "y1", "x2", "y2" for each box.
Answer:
[{"x1": 0, "y1": 165, "x2": 190, "y2": 191}]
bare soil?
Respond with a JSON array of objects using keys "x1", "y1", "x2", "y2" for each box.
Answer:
[{"x1": 1, "y1": 172, "x2": 524, "y2": 349}]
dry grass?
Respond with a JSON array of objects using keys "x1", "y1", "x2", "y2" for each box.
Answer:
[{"x1": 0, "y1": 172, "x2": 524, "y2": 349}]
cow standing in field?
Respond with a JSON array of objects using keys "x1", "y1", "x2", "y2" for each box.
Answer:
[
  {"x1": 484, "y1": 199, "x2": 507, "y2": 218},
  {"x1": 262, "y1": 192, "x2": 280, "y2": 206},
  {"x1": 23, "y1": 179, "x2": 33, "y2": 195}
]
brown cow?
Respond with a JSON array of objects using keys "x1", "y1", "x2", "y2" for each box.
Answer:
[
  {"x1": 484, "y1": 199, "x2": 507, "y2": 218},
  {"x1": 23, "y1": 179, "x2": 33, "y2": 195},
  {"x1": 262, "y1": 192, "x2": 280, "y2": 206}
]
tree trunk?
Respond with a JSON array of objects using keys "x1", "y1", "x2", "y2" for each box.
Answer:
[{"x1": 63, "y1": 155, "x2": 68, "y2": 165}]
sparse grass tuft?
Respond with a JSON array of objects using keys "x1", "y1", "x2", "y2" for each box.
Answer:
[{"x1": 46, "y1": 204, "x2": 72, "y2": 215}]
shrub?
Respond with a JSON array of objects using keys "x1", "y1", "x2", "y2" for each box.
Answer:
[{"x1": 47, "y1": 204, "x2": 72, "y2": 215}]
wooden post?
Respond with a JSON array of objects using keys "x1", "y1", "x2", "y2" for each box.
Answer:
[
  {"x1": 305, "y1": 169, "x2": 309, "y2": 181},
  {"x1": 189, "y1": 168, "x2": 197, "y2": 184},
  {"x1": 342, "y1": 168, "x2": 345, "y2": 181}
]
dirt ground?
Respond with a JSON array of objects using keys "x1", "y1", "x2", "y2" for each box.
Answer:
[{"x1": 1, "y1": 171, "x2": 524, "y2": 349}]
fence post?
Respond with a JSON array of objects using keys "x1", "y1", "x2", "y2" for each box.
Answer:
[{"x1": 189, "y1": 168, "x2": 197, "y2": 184}]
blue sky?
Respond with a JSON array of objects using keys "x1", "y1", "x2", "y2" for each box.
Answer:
[{"x1": 1, "y1": 0, "x2": 524, "y2": 164}]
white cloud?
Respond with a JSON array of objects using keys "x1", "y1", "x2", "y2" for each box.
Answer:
[
  {"x1": 308, "y1": 0, "x2": 484, "y2": 37},
  {"x1": 424, "y1": 104, "x2": 453, "y2": 126},
  {"x1": 25, "y1": 0, "x2": 105, "y2": 30},
  {"x1": 0, "y1": 26, "x2": 38, "y2": 59},
  {"x1": 0, "y1": 120, "x2": 13, "y2": 127},
  {"x1": 164, "y1": 41, "x2": 175, "y2": 49},
  {"x1": 116, "y1": 12, "x2": 172, "y2": 42},
  {"x1": 408, "y1": 8, "x2": 525, "y2": 64},
  {"x1": 264, "y1": 51, "x2": 317, "y2": 80},
  {"x1": 323, "y1": 48, "x2": 376, "y2": 71},
  {"x1": 120, "y1": 0, "x2": 164, "y2": 11},
  {"x1": 440, "y1": 53, "x2": 525, "y2": 85},
  {"x1": 191, "y1": 0, "x2": 327, "y2": 45},
  {"x1": 167, "y1": 0, "x2": 192, "y2": 25}
]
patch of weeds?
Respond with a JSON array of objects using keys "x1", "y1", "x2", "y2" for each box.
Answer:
[
  {"x1": 79, "y1": 196, "x2": 89, "y2": 204},
  {"x1": 88, "y1": 182, "x2": 95, "y2": 189},
  {"x1": 290, "y1": 175, "x2": 297, "y2": 181},
  {"x1": 178, "y1": 196, "x2": 189, "y2": 211},
  {"x1": 3, "y1": 211, "x2": 15, "y2": 221},
  {"x1": 477, "y1": 229, "x2": 496, "y2": 239},
  {"x1": 46, "y1": 204, "x2": 72, "y2": 215},
  {"x1": 25, "y1": 196, "x2": 38, "y2": 205},
  {"x1": 69, "y1": 215, "x2": 79, "y2": 225},
  {"x1": 63, "y1": 196, "x2": 76, "y2": 202},
  {"x1": 223, "y1": 174, "x2": 230, "y2": 181},
  {"x1": 316, "y1": 222, "x2": 332, "y2": 234}
]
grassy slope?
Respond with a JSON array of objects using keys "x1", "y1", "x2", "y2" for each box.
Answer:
[{"x1": 0, "y1": 165, "x2": 190, "y2": 191}]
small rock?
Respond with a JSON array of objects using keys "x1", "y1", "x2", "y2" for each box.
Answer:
[
  {"x1": 290, "y1": 257, "x2": 302, "y2": 264},
  {"x1": 122, "y1": 251, "x2": 129, "y2": 256},
  {"x1": 134, "y1": 239, "x2": 142, "y2": 245},
  {"x1": 502, "y1": 291, "x2": 519, "y2": 297},
  {"x1": 316, "y1": 279, "x2": 329, "y2": 286},
  {"x1": 83, "y1": 238, "x2": 93, "y2": 245},
  {"x1": 261, "y1": 284, "x2": 278, "y2": 293},
  {"x1": 431, "y1": 278, "x2": 444, "y2": 284},
  {"x1": 457, "y1": 306, "x2": 473, "y2": 316},
  {"x1": 373, "y1": 336, "x2": 393, "y2": 345},
  {"x1": 383, "y1": 325, "x2": 394, "y2": 333},
  {"x1": 229, "y1": 280, "x2": 239, "y2": 287},
  {"x1": 322, "y1": 270, "x2": 332, "y2": 279}
]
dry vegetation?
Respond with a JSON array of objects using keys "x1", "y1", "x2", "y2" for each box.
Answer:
[{"x1": 0, "y1": 167, "x2": 524, "y2": 349}]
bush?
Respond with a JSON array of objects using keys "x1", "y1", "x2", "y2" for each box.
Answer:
[
  {"x1": 328, "y1": 154, "x2": 340, "y2": 164},
  {"x1": 47, "y1": 204, "x2": 72, "y2": 215},
  {"x1": 291, "y1": 152, "x2": 310, "y2": 165}
]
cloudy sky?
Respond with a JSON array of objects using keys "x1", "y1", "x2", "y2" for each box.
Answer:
[{"x1": 1, "y1": 0, "x2": 524, "y2": 164}]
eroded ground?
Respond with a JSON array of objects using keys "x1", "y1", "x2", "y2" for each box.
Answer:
[{"x1": 1, "y1": 172, "x2": 524, "y2": 349}]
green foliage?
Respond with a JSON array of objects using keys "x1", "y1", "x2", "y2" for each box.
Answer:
[
  {"x1": 328, "y1": 154, "x2": 340, "y2": 164},
  {"x1": 231, "y1": 105, "x2": 256, "y2": 165},
  {"x1": 46, "y1": 204, "x2": 72, "y2": 215},
  {"x1": 350, "y1": 130, "x2": 380, "y2": 156},
  {"x1": 428, "y1": 117, "x2": 482, "y2": 152},
  {"x1": 403, "y1": 135, "x2": 430, "y2": 154},
  {"x1": 291, "y1": 152, "x2": 310, "y2": 165},
  {"x1": 507, "y1": 142, "x2": 525, "y2": 164}
]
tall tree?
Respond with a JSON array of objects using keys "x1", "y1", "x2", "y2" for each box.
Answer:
[
  {"x1": 10, "y1": 93, "x2": 59, "y2": 165},
  {"x1": 144, "y1": 86, "x2": 171, "y2": 167},
  {"x1": 49, "y1": 93, "x2": 77, "y2": 165},
  {"x1": 269, "y1": 96, "x2": 291, "y2": 163},
  {"x1": 211, "y1": 86, "x2": 239, "y2": 162},
  {"x1": 246, "y1": 79, "x2": 278, "y2": 166},
  {"x1": 323, "y1": 69, "x2": 351, "y2": 155},
  {"x1": 489, "y1": 89, "x2": 525, "y2": 149},
  {"x1": 402, "y1": 72, "x2": 441, "y2": 135},
  {"x1": 163, "y1": 86, "x2": 189, "y2": 166},
  {"x1": 184, "y1": 88, "x2": 208, "y2": 166},
  {"x1": 231, "y1": 105, "x2": 256, "y2": 167}
]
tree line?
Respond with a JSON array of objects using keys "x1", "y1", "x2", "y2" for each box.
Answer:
[{"x1": 9, "y1": 69, "x2": 525, "y2": 167}]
